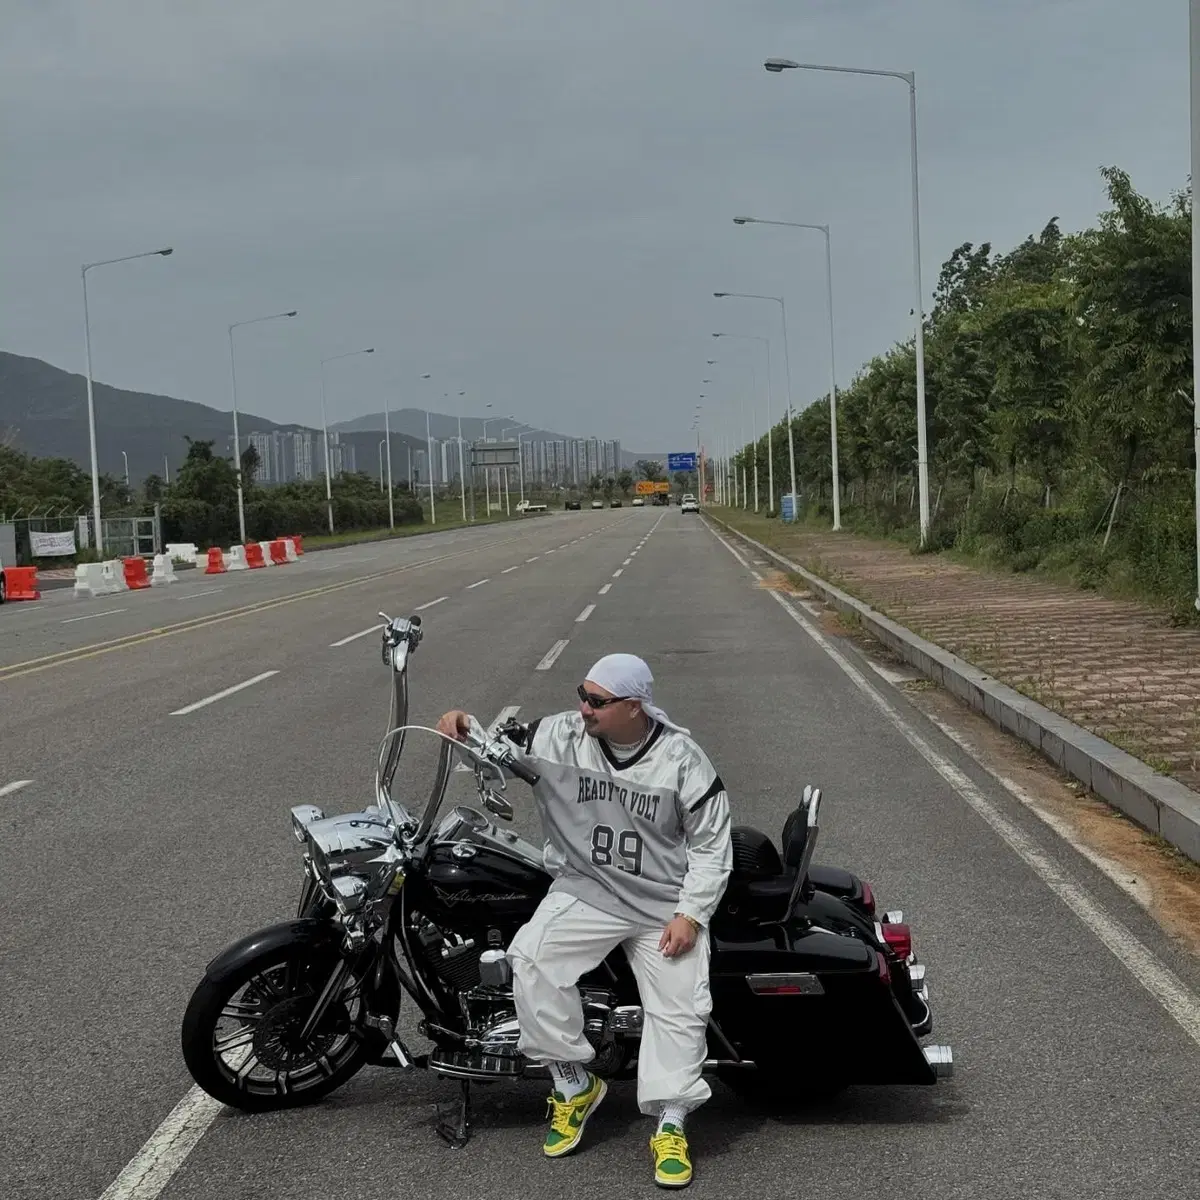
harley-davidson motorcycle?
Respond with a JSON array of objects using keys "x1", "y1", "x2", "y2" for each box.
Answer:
[{"x1": 181, "y1": 611, "x2": 953, "y2": 1147}]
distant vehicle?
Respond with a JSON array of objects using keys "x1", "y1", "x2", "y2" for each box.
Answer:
[
  {"x1": 516, "y1": 500, "x2": 547, "y2": 515},
  {"x1": 631, "y1": 497, "x2": 645, "y2": 507},
  {"x1": 591, "y1": 500, "x2": 604, "y2": 509},
  {"x1": 610, "y1": 499, "x2": 622, "y2": 508},
  {"x1": 565, "y1": 499, "x2": 581, "y2": 511},
  {"x1": 681, "y1": 494, "x2": 699, "y2": 513}
]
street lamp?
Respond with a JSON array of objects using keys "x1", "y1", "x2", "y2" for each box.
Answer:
[
  {"x1": 1191, "y1": 0, "x2": 1200, "y2": 611},
  {"x1": 229, "y1": 310, "x2": 297, "y2": 544},
  {"x1": 714, "y1": 332, "x2": 773, "y2": 510},
  {"x1": 419, "y1": 373, "x2": 435, "y2": 525},
  {"x1": 714, "y1": 292, "x2": 797, "y2": 508},
  {"x1": 764, "y1": 56, "x2": 928, "y2": 542},
  {"x1": 319, "y1": 348, "x2": 374, "y2": 534},
  {"x1": 121, "y1": 450, "x2": 130, "y2": 487},
  {"x1": 378, "y1": 439, "x2": 386, "y2": 491},
  {"x1": 734, "y1": 216, "x2": 841, "y2": 529},
  {"x1": 81, "y1": 245, "x2": 173, "y2": 554}
]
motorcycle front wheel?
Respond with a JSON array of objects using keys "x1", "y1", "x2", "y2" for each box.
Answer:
[{"x1": 181, "y1": 941, "x2": 380, "y2": 1112}]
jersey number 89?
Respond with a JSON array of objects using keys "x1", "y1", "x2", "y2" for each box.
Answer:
[{"x1": 590, "y1": 825, "x2": 644, "y2": 876}]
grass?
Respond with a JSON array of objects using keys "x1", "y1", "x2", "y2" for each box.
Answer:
[{"x1": 298, "y1": 505, "x2": 534, "y2": 550}]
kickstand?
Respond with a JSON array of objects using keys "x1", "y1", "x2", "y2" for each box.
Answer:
[{"x1": 434, "y1": 1079, "x2": 473, "y2": 1149}]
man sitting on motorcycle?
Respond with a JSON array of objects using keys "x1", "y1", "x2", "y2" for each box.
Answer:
[{"x1": 437, "y1": 652, "x2": 732, "y2": 1189}]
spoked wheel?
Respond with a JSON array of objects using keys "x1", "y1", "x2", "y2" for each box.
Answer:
[{"x1": 181, "y1": 943, "x2": 379, "y2": 1111}]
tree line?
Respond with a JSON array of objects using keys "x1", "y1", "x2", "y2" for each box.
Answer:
[{"x1": 730, "y1": 167, "x2": 1197, "y2": 617}]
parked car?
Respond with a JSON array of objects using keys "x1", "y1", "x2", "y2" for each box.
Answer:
[
  {"x1": 610, "y1": 499, "x2": 622, "y2": 508},
  {"x1": 631, "y1": 497, "x2": 645, "y2": 507},
  {"x1": 565, "y1": 499, "x2": 581, "y2": 510},
  {"x1": 591, "y1": 500, "x2": 604, "y2": 509}
]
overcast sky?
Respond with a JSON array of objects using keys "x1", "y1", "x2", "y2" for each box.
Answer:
[{"x1": 1, "y1": 1, "x2": 1189, "y2": 453}]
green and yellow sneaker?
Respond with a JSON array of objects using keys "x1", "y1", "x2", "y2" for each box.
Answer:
[
  {"x1": 649, "y1": 1124, "x2": 692, "y2": 1188},
  {"x1": 543, "y1": 1073, "x2": 607, "y2": 1158}
]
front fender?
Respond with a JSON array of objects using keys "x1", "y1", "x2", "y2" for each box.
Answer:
[{"x1": 201, "y1": 918, "x2": 343, "y2": 985}]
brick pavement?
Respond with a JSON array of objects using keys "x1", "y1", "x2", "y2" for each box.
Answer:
[{"x1": 714, "y1": 511, "x2": 1200, "y2": 793}]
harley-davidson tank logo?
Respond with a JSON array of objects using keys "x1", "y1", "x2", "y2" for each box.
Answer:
[{"x1": 432, "y1": 884, "x2": 529, "y2": 907}]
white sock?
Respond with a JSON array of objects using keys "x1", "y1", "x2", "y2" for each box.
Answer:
[
  {"x1": 658, "y1": 1104, "x2": 687, "y2": 1133},
  {"x1": 549, "y1": 1061, "x2": 591, "y2": 1099}
]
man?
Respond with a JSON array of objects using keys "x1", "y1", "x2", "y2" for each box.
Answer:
[{"x1": 437, "y1": 653, "x2": 732, "y2": 1189}]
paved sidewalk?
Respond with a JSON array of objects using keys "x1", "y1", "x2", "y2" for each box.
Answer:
[{"x1": 713, "y1": 510, "x2": 1200, "y2": 793}]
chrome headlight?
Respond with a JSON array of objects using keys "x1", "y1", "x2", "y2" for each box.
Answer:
[
  {"x1": 291, "y1": 804, "x2": 326, "y2": 844},
  {"x1": 305, "y1": 811, "x2": 396, "y2": 880}
]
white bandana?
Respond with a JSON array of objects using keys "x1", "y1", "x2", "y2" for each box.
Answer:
[{"x1": 583, "y1": 653, "x2": 690, "y2": 736}]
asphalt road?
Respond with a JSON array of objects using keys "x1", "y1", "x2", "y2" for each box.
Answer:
[{"x1": 3, "y1": 508, "x2": 1198, "y2": 1200}]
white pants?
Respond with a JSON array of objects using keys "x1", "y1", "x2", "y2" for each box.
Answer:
[{"x1": 506, "y1": 891, "x2": 713, "y2": 1117}]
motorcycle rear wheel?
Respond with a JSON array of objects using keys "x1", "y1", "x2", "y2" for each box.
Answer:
[{"x1": 181, "y1": 942, "x2": 380, "y2": 1112}]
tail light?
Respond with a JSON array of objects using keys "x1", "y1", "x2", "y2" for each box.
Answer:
[
  {"x1": 876, "y1": 950, "x2": 891, "y2": 985},
  {"x1": 860, "y1": 881, "x2": 877, "y2": 915},
  {"x1": 880, "y1": 922, "x2": 913, "y2": 961}
]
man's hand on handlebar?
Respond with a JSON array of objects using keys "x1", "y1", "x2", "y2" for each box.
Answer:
[{"x1": 436, "y1": 711, "x2": 471, "y2": 742}]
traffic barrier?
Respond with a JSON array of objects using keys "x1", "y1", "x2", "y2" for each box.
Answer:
[
  {"x1": 166, "y1": 542, "x2": 200, "y2": 564},
  {"x1": 282, "y1": 538, "x2": 299, "y2": 563},
  {"x1": 107, "y1": 559, "x2": 130, "y2": 591},
  {"x1": 150, "y1": 555, "x2": 178, "y2": 586},
  {"x1": 289, "y1": 534, "x2": 304, "y2": 556},
  {"x1": 3, "y1": 566, "x2": 41, "y2": 601},
  {"x1": 244, "y1": 542, "x2": 266, "y2": 569},
  {"x1": 269, "y1": 539, "x2": 288, "y2": 566},
  {"x1": 257, "y1": 541, "x2": 275, "y2": 567},
  {"x1": 204, "y1": 547, "x2": 227, "y2": 574},
  {"x1": 226, "y1": 545, "x2": 249, "y2": 571},
  {"x1": 123, "y1": 557, "x2": 152, "y2": 590},
  {"x1": 74, "y1": 562, "x2": 120, "y2": 598}
]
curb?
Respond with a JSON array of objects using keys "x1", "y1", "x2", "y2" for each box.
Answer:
[{"x1": 708, "y1": 515, "x2": 1200, "y2": 866}]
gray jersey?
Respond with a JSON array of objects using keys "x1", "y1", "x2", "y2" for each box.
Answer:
[{"x1": 500, "y1": 711, "x2": 733, "y2": 929}]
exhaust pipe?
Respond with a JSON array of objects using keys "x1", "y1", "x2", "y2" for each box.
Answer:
[{"x1": 923, "y1": 1045, "x2": 954, "y2": 1079}]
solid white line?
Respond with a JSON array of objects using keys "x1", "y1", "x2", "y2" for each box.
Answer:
[
  {"x1": 62, "y1": 608, "x2": 128, "y2": 624},
  {"x1": 329, "y1": 623, "x2": 384, "y2": 648},
  {"x1": 576, "y1": 605, "x2": 596, "y2": 622},
  {"x1": 466, "y1": 578, "x2": 490, "y2": 589},
  {"x1": 714, "y1": 528, "x2": 1200, "y2": 1049},
  {"x1": 97, "y1": 1085, "x2": 223, "y2": 1200},
  {"x1": 0, "y1": 780, "x2": 33, "y2": 799},
  {"x1": 598, "y1": 584, "x2": 612, "y2": 595},
  {"x1": 502, "y1": 566, "x2": 520, "y2": 574},
  {"x1": 174, "y1": 587, "x2": 227, "y2": 601},
  {"x1": 170, "y1": 671, "x2": 279, "y2": 717},
  {"x1": 416, "y1": 596, "x2": 448, "y2": 610},
  {"x1": 536, "y1": 639, "x2": 570, "y2": 671},
  {"x1": 613, "y1": 569, "x2": 623, "y2": 578}
]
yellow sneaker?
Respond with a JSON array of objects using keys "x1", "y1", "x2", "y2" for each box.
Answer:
[
  {"x1": 543, "y1": 1073, "x2": 607, "y2": 1158},
  {"x1": 649, "y1": 1124, "x2": 692, "y2": 1188}
]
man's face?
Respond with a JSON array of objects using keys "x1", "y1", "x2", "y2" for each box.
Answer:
[{"x1": 577, "y1": 680, "x2": 643, "y2": 740}]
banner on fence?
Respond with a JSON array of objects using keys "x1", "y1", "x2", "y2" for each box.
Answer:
[{"x1": 30, "y1": 529, "x2": 77, "y2": 556}]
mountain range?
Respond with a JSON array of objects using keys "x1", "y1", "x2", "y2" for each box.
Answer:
[{"x1": 0, "y1": 351, "x2": 662, "y2": 483}]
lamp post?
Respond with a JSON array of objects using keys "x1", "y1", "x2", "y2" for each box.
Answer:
[
  {"x1": 1192, "y1": 0, "x2": 1200, "y2": 611},
  {"x1": 319, "y1": 348, "x2": 374, "y2": 534},
  {"x1": 378, "y1": 439, "x2": 386, "y2": 491},
  {"x1": 712, "y1": 338, "x2": 770, "y2": 511},
  {"x1": 764, "y1": 56, "x2": 927, "y2": 541},
  {"x1": 121, "y1": 450, "x2": 130, "y2": 487},
  {"x1": 734, "y1": 216, "x2": 841, "y2": 529},
  {"x1": 229, "y1": 310, "x2": 297, "y2": 544},
  {"x1": 81, "y1": 245, "x2": 173, "y2": 553},
  {"x1": 714, "y1": 292, "x2": 797, "y2": 508}
]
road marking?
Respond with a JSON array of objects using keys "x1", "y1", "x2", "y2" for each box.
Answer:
[
  {"x1": 711, "y1": 530, "x2": 1200, "y2": 1051},
  {"x1": 623, "y1": 557, "x2": 632, "y2": 565},
  {"x1": 466, "y1": 578, "x2": 490, "y2": 589},
  {"x1": 62, "y1": 608, "x2": 128, "y2": 624},
  {"x1": 526, "y1": 556, "x2": 540, "y2": 562},
  {"x1": 416, "y1": 596, "x2": 448, "y2": 610},
  {"x1": 330, "y1": 623, "x2": 384, "y2": 648},
  {"x1": 576, "y1": 605, "x2": 596, "y2": 622},
  {"x1": 612, "y1": 569, "x2": 623, "y2": 578},
  {"x1": 0, "y1": 533, "x2": 537, "y2": 683},
  {"x1": 545, "y1": 549, "x2": 556, "y2": 555},
  {"x1": 536, "y1": 639, "x2": 569, "y2": 671},
  {"x1": 96, "y1": 1084, "x2": 223, "y2": 1200},
  {"x1": 598, "y1": 584, "x2": 612, "y2": 595},
  {"x1": 174, "y1": 588, "x2": 227, "y2": 601},
  {"x1": 559, "y1": 543, "x2": 571, "y2": 549},
  {"x1": 502, "y1": 566, "x2": 520, "y2": 574},
  {"x1": 0, "y1": 780, "x2": 33, "y2": 799},
  {"x1": 170, "y1": 671, "x2": 279, "y2": 717}
]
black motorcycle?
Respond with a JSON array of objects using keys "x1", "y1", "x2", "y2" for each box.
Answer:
[{"x1": 180, "y1": 612, "x2": 952, "y2": 1147}]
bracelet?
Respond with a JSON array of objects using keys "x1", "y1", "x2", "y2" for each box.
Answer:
[{"x1": 675, "y1": 912, "x2": 702, "y2": 933}]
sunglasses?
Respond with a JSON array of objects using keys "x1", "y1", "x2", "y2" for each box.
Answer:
[{"x1": 577, "y1": 685, "x2": 631, "y2": 709}]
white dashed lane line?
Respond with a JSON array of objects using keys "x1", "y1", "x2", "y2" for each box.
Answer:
[
  {"x1": 61, "y1": 608, "x2": 128, "y2": 624},
  {"x1": 416, "y1": 596, "x2": 448, "y2": 610},
  {"x1": 613, "y1": 569, "x2": 623, "y2": 578},
  {"x1": 502, "y1": 566, "x2": 520, "y2": 574},
  {"x1": 598, "y1": 584, "x2": 612, "y2": 595},
  {"x1": 536, "y1": 639, "x2": 570, "y2": 671},
  {"x1": 466, "y1": 579, "x2": 490, "y2": 590},
  {"x1": 329, "y1": 623, "x2": 384, "y2": 648},
  {"x1": 0, "y1": 780, "x2": 33, "y2": 800},
  {"x1": 527, "y1": 557, "x2": 540, "y2": 562},
  {"x1": 169, "y1": 671, "x2": 280, "y2": 717},
  {"x1": 576, "y1": 605, "x2": 596, "y2": 623}
]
